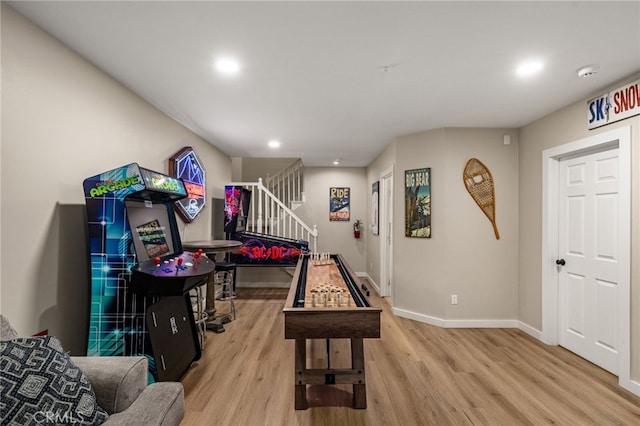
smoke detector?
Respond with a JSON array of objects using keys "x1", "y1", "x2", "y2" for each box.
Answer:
[{"x1": 577, "y1": 65, "x2": 598, "y2": 78}]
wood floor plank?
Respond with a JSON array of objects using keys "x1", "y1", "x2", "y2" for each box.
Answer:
[{"x1": 180, "y1": 287, "x2": 640, "y2": 425}]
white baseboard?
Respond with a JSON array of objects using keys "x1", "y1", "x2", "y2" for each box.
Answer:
[
  {"x1": 515, "y1": 322, "x2": 639, "y2": 397},
  {"x1": 517, "y1": 321, "x2": 542, "y2": 340},
  {"x1": 238, "y1": 270, "x2": 640, "y2": 398},
  {"x1": 392, "y1": 308, "x2": 639, "y2": 398},
  {"x1": 444, "y1": 318, "x2": 520, "y2": 328},
  {"x1": 393, "y1": 306, "x2": 520, "y2": 329},
  {"x1": 391, "y1": 307, "x2": 447, "y2": 327},
  {"x1": 354, "y1": 276, "x2": 640, "y2": 398},
  {"x1": 620, "y1": 377, "x2": 640, "y2": 396},
  {"x1": 357, "y1": 273, "x2": 381, "y2": 295}
]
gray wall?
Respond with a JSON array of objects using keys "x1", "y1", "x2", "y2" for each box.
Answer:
[
  {"x1": 295, "y1": 167, "x2": 368, "y2": 272},
  {"x1": 518, "y1": 73, "x2": 640, "y2": 380},
  {"x1": 388, "y1": 128, "x2": 519, "y2": 322},
  {"x1": 1, "y1": 5, "x2": 232, "y2": 353},
  {"x1": 235, "y1": 167, "x2": 368, "y2": 287},
  {"x1": 3, "y1": 1, "x2": 639, "y2": 384},
  {"x1": 233, "y1": 157, "x2": 299, "y2": 182},
  {"x1": 365, "y1": 141, "x2": 396, "y2": 286},
  {"x1": 365, "y1": 75, "x2": 640, "y2": 382},
  {"x1": 233, "y1": 163, "x2": 369, "y2": 287}
]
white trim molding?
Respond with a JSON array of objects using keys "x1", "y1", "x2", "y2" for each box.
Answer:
[
  {"x1": 542, "y1": 125, "x2": 634, "y2": 396},
  {"x1": 518, "y1": 322, "x2": 542, "y2": 340},
  {"x1": 359, "y1": 273, "x2": 381, "y2": 296},
  {"x1": 392, "y1": 307, "x2": 519, "y2": 329}
]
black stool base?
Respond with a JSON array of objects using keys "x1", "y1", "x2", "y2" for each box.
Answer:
[{"x1": 205, "y1": 314, "x2": 232, "y2": 333}]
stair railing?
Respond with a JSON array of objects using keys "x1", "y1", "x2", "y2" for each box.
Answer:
[
  {"x1": 231, "y1": 178, "x2": 317, "y2": 252},
  {"x1": 264, "y1": 159, "x2": 304, "y2": 208}
]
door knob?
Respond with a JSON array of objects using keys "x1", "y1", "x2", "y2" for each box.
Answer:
[{"x1": 556, "y1": 259, "x2": 566, "y2": 266}]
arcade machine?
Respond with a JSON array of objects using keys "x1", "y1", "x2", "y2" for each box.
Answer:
[
  {"x1": 83, "y1": 163, "x2": 215, "y2": 381},
  {"x1": 224, "y1": 185, "x2": 309, "y2": 265}
]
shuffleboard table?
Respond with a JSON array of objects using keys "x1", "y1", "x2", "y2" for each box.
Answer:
[{"x1": 283, "y1": 253, "x2": 381, "y2": 409}]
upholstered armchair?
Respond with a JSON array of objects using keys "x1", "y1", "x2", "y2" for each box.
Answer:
[{"x1": 1, "y1": 315, "x2": 184, "y2": 426}]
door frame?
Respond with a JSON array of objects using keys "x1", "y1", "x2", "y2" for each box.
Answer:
[
  {"x1": 542, "y1": 125, "x2": 633, "y2": 392},
  {"x1": 380, "y1": 166, "x2": 394, "y2": 300}
]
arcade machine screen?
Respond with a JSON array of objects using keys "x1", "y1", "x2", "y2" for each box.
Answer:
[{"x1": 126, "y1": 200, "x2": 177, "y2": 262}]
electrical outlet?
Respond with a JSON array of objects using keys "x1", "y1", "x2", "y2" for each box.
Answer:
[{"x1": 451, "y1": 294, "x2": 458, "y2": 305}]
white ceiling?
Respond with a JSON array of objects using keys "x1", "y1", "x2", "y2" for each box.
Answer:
[{"x1": 8, "y1": 1, "x2": 640, "y2": 167}]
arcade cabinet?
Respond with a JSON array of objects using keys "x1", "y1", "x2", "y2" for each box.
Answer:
[
  {"x1": 224, "y1": 185, "x2": 309, "y2": 266},
  {"x1": 83, "y1": 163, "x2": 215, "y2": 381}
]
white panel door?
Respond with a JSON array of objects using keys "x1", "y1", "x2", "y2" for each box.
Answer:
[{"x1": 558, "y1": 148, "x2": 619, "y2": 374}]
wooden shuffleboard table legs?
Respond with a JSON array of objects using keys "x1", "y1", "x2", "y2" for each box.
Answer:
[
  {"x1": 351, "y1": 338, "x2": 367, "y2": 409},
  {"x1": 293, "y1": 338, "x2": 368, "y2": 410},
  {"x1": 294, "y1": 339, "x2": 308, "y2": 410}
]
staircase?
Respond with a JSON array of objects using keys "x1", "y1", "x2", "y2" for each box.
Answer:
[
  {"x1": 264, "y1": 159, "x2": 305, "y2": 210},
  {"x1": 231, "y1": 159, "x2": 317, "y2": 252}
]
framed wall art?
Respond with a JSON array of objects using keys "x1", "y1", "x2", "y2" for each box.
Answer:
[
  {"x1": 169, "y1": 146, "x2": 206, "y2": 223},
  {"x1": 329, "y1": 187, "x2": 350, "y2": 221},
  {"x1": 371, "y1": 181, "x2": 379, "y2": 235},
  {"x1": 405, "y1": 168, "x2": 431, "y2": 238}
]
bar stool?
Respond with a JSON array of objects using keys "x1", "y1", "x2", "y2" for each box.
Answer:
[
  {"x1": 214, "y1": 262, "x2": 237, "y2": 321},
  {"x1": 190, "y1": 283, "x2": 208, "y2": 350}
]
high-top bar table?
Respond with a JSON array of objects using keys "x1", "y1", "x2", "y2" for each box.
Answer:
[
  {"x1": 182, "y1": 240, "x2": 243, "y2": 256},
  {"x1": 283, "y1": 253, "x2": 381, "y2": 409},
  {"x1": 182, "y1": 240, "x2": 242, "y2": 333}
]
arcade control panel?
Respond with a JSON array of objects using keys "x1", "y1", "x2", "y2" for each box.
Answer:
[{"x1": 129, "y1": 250, "x2": 216, "y2": 297}]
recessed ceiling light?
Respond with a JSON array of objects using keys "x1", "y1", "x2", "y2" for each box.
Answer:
[
  {"x1": 215, "y1": 57, "x2": 240, "y2": 75},
  {"x1": 268, "y1": 139, "x2": 280, "y2": 149},
  {"x1": 333, "y1": 159, "x2": 340, "y2": 165},
  {"x1": 516, "y1": 60, "x2": 544, "y2": 77}
]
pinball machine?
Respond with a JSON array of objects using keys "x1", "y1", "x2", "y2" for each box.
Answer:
[{"x1": 223, "y1": 185, "x2": 309, "y2": 265}]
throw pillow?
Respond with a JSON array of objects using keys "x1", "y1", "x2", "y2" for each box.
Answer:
[
  {"x1": 0, "y1": 336, "x2": 109, "y2": 425},
  {"x1": 0, "y1": 314, "x2": 18, "y2": 341}
]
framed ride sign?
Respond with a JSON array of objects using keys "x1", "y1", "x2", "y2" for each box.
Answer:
[
  {"x1": 329, "y1": 187, "x2": 350, "y2": 221},
  {"x1": 169, "y1": 146, "x2": 206, "y2": 223}
]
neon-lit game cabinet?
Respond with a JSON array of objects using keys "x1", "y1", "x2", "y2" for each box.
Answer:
[
  {"x1": 224, "y1": 185, "x2": 309, "y2": 266},
  {"x1": 83, "y1": 163, "x2": 215, "y2": 381}
]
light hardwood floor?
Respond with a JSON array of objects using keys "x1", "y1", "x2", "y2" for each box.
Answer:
[{"x1": 181, "y1": 287, "x2": 640, "y2": 425}]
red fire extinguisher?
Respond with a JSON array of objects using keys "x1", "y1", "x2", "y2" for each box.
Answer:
[{"x1": 354, "y1": 220, "x2": 362, "y2": 239}]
